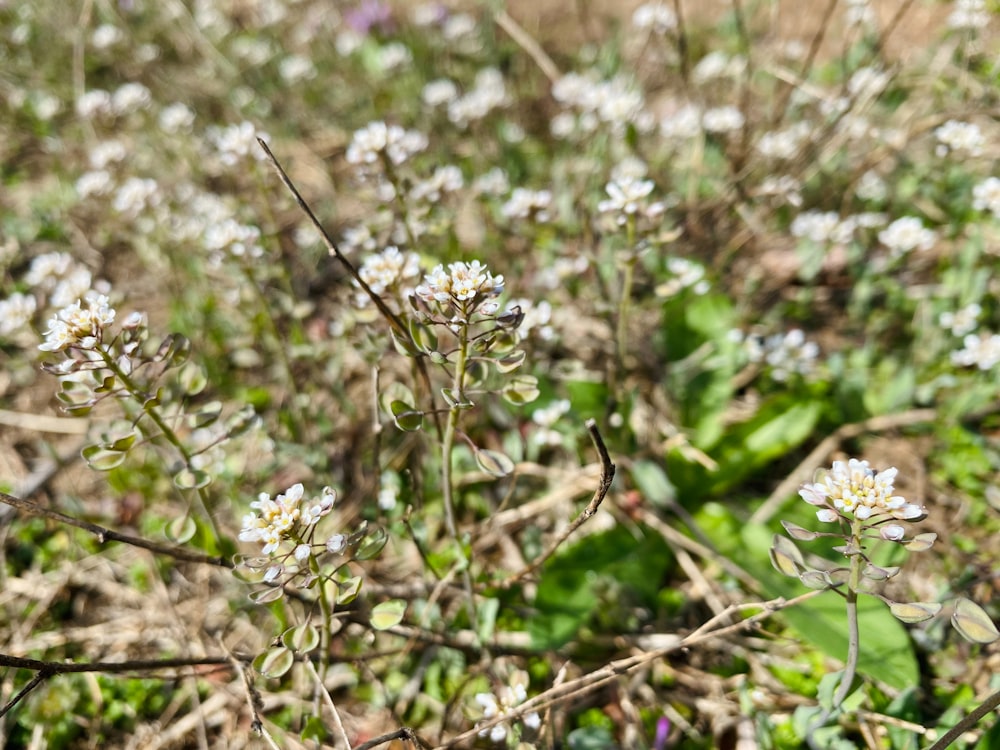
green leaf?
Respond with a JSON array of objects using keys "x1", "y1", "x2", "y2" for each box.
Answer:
[
  {"x1": 493, "y1": 349, "x2": 526, "y2": 373},
  {"x1": 502, "y1": 375, "x2": 540, "y2": 405},
  {"x1": 82, "y1": 445, "x2": 127, "y2": 471},
  {"x1": 769, "y1": 534, "x2": 805, "y2": 577},
  {"x1": 951, "y1": 597, "x2": 1000, "y2": 643},
  {"x1": 336, "y1": 575, "x2": 363, "y2": 605},
  {"x1": 889, "y1": 601, "x2": 942, "y2": 623},
  {"x1": 178, "y1": 361, "x2": 207, "y2": 395},
  {"x1": 282, "y1": 623, "x2": 320, "y2": 653},
  {"x1": 253, "y1": 646, "x2": 294, "y2": 679},
  {"x1": 628, "y1": 460, "x2": 677, "y2": 510},
  {"x1": 474, "y1": 447, "x2": 514, "y2": 477},
  {"x1": 529, "y1": 524, "x2": 672, "y2": 650},
  {"x1": 188, "y1": 400, "x2": 222, "y2": 428},
  {"x1": 370, "y1": 599, "x2": 407, "y2": 630},
  {"x1": 249, "y1": 586, "x2": 284, "y2": 604},
  {"x1": 355, "y1": 527, "x2": 388, "y2": 560}
]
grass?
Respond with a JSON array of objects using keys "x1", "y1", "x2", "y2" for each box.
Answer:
[{"x1": 1, "y1": 1, "x2": 1000, "y2": 748}]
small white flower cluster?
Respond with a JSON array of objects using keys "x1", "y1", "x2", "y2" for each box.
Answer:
[
  {"x1": 501, "y1": 187, "x2": 554, "y2": 223},
  {"x1": 655, "y1": 257, "x2": 710, "y2": 298},
  {"x1": 506, "y1": 298, "x2": 555, "y2": 341},
  {"x1": 75, "y1": 83, "x2": 152, "y2": 119},
  {"x1": 632, "y1": 2, "x2": 677, "y2": 33},
  {"x1": 947, "y1": 0, "x2": 990, "y2": 30},
  {"x1": 355, "y1": 245, "x2": 421, "y2": 305},
  {"x1": 409, "y1": 164, "x2": 464, "y2": 204},
  {"x1": 203, "y1": 218, "x2": 264, "y2": 260},
  {"x1": 112, "y1": 176, "x2": 162, "y2": 219},
  {"x1": 0, "y1": 292, "x2": 37, "y2": 340},
  {"x1": 209, "y1": 121, "x2": 270, "y2": 166},
  {"x1": 660, "y1": 102, "x2": 703, "y2": 141},
  {"x1": 791, "y1": 210, "x2": 886, "y2": 245},
  {"x1": 972, "y1": 177, "x2": 1000, "y2": 219},
  {"x1": 737, "y1": 328, "x2": 820, "y2": 382},
  {"x1": 692, "y1": 51, "x2": 747, "y2": 83},
  {"x1": 755, "y1": 122, "x2": 812, "y2": 160},
  {"x1": 551, "y1": 71, "x2": 652, "y2": 136},
  {"x1": 847, "y1": 66, "x2": 891, "y2": 99},
  {"x1": 39, "y1": 294, "x2": 117, "y2": 352},
  {"x1": 24, "y1": 251, "x2": 107, "y2": 309},
  {"x1": 597, "y1": 176, "x2": 666, "y2": 226},
  {"x1": 346, "y1": 121, "x2": 428, "y2": 168},
  {"x1": 878, "y1": 216, "x2": 937, "y2": 257},
  {"x1": 239, "y1": 483, "x2": 338, "y2": 559},
  {"x1": 800, "y1": 459, "x2": 925, "y2": 539},
  {"x1": 701, "y1": 106, "x2": 745, "y2": 134},
  {"x1": 757, "y1": 175, "x2": 803, "y2": 207},
  {"x1": 951, "y1": 332, "x2": 1000, "y2": 370},
  {"x1": 475, "y1": 672, "x2": 541, "y2": 744},
  {"x1": 934, "y1": 120, "x2": 984, "y2": 158},
  {"x1": 845, "y1": 0, "x2": 876, "y2": 28},
  {"x1": 939, "y1": 302, "x2": 981, "y2": 337},
  {"x1": 531, "y1": 398, "x2": 571, "y2": 447},
  {"x1": 446, "y1": 68, "x2": 508, "y2": 128},
  {"x1": 415, "y1": 260, "x2": 504, "y2": 315}
]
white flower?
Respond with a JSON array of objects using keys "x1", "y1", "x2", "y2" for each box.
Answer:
[
  {"x1": 279, "y1": 54, "x2": 316, "y2": 83},
  {"x1": 415, "y1": 260, "x2": 504, "y2": 309},
  {"x1": 597, "y1": 176, "x2": 665, "y2": 225},
  {"x1": 633, "y1": 2, "x2": 677, "y2": 33},
  {"x1": 422, "y1": 78, "x2": 459, "y2": 108},
  {"x1": 346, "y1": 121, "x2": 428, "y2": 167},
  {"x1": 210, "y1": 121, "x2": 269, "y2": 166},
  {"x1": 947, "y1": 0, "x2": 990, "y2": 29},
  {"x1": 39, "y1": 294, "x2": 117, "y2": 352},
  {"x1": 799, "y1": 459, "x2": 925, "y2": 524},
  {"x1": 878, "y1": 216, "x2": 936, "y2": 257},
  {"x1": 702, "y1": 106, "x2": 745, "y2": 134},
  {"x1": 76, "y1": 90, "x2": 112, "y2": 119},
  {"x1": 111, "y1": 83, "x2": 152, "y2": 116},
  {"x1": 447, "y1": 68, "x2": 508, "y2": 127},
  {"x1": 356, "y1": 246, "x2": 422, "y2": 304},
  {"x1": 934, "y1": 120, "x2": 984, "y2": 157},
  {"x1": 972, "y1": 177, "x2": 1000, "y2": 219},
  {"x1": 159, "y1": 102, "x2": 195, "y2": 133},
  {"x1": 0, "y1": 292, "x2": 37, "y2": 338},
  {"x1": 501, "y1": 188, "x2": 553, "y2": 223},
  {"x1": 939, "y1": 303, "x2": 981, "y2": 337},
  {"x1": 951, "y1": 333, "x2": 1000, "y2": 370}
]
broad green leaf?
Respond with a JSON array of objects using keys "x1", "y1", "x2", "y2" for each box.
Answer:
[
  {"x1": 370, "y1": 599, "x2": 407, "y2": 630},
  {"x1": 529, "y1": 524, "x2": 672, "y2": 650}
]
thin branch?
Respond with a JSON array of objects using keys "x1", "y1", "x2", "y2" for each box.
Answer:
[
  {"x1": 925, "y1": 687, "x2": 1000, "y2": 750},
  {"x1": 495, "y1": 419, "x2": 615, "y2": 589},
  {"x1": 304, "y1": 659, "x2": 351, "y2": 750},
  {"x1": 494, "y1": 9, "x2": 561, "y2": 84},
  {"x1": 0, "y1": 492, "x2": 233, "y2": 568},
  {"x1": 355, "y1": 727, "x2": 429, "y2": 750},
  {"x1": 0, "y1": 653, "x2": 240, "y2": 718}
]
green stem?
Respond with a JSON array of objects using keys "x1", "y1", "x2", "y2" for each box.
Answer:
[
  {"x1": 614, "y1": 217, "x2": 638, "y2": 380},
  {"x1": 312, "y1": 554, "x2": 332, "y2": 686},
  {"x1": 440, "y1": 317, "x2": 477, "y2": 627},
  {"x1": 100, "y1": 351, "x2": 224, "y2": 547}
]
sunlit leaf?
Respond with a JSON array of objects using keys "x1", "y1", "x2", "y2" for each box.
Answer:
[
  {"x1": 153, "y1": 333, "x2": 191, "y2": 366},
  {"x1": 951, "y1": 597, "x2": 1000, "y2": 643},
  {"x1": 493, "y1": 349, "x2": 526, "y2": 373},
  {"x1": 501, "y1": 375, "x2": 540, "y2": 405},
  {"x1": 188, "y1": 400, "x2": 222, "y2": 428},
  {"x1": 370, "y1": 599, "x2": 407, "y2": 630},
  {"x1": 178, "y1": 361, "x2": 207, "y2": 395},
  {"x1": 336, "y1": 575, "x2": 363, "y2": 605},
  {"x1": 254, "y1": 646, "x2": 294, "y2": 678}
]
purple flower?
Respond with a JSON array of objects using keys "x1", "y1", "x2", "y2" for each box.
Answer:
[
  {"x1": 344, "y1": 0, "x2": 394, "y2": 34},
  {"x1": 653, "y1": 716, "x2": 671, "y2": 750}
]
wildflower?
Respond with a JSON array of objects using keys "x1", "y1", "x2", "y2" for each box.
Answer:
[
  {"x1": 409, "y1": 165, "x2": 464, "y2": 204},
  {"x1": 475, "y1": 671, "x2": 540, "y2": 744},
  {"x1": 346, "y1": 121, "x2": 428, "y2": 167},
  {"x1": 878, "y1": 216, "x2": 936, "y2": 257},
  {"x1": 355, "y1": 246, "x2": 421, "y2": 304},
  {"x1": 415, "y1": 260, "x2": 504, "y2": 314},
  {"x1": 692, "y1": 51, "x2": 746, "y2": 82},
  {"x1": 210, "y1": 121, "x2": 269, "y2": 166},
  {"x1": 939, "y1": 303, "x2": 981, "y2": 337},
  {"x1": 501, "y1": 188, "x2": 553, "y2": 223},
  {"x1": 159, "y1": 102, "x2": 195, "y2": 133},
  {"x1": 934, "y1": 120, "x2": 984, "y2": 157},
  {"x1": 855, "y1": 170, "x2": 887, "y2": 202},
  {"x1": 89, "y1": 140, "x2": 128, "y2": 170},
  {"x1": 377, "y1": 42, "x2": 412, "y2": 73},
  {"x1": 597, "y1": 176, "x2": 666, "y2": 225},
  {"x1": 633, "y1": 2, "x2": 677, "y2": 33},
  {"x1": 91, "y1": 24, "x2": 123, "y2": 49},
  {"x1": 799, "y1": 459, "x2": 925, "y2": 524},
  {"x1": 791, "y1": 211, "x2": 843, "y2": 244},
  {"x1": 473, "y1": 167, "x2": 510, "y2": 197},
  {"x1": 702, "y1": 106, "x2": 745, "y2": 134},
  {"x1": 951, "y1": 332, "x2": 1000, "y2": 370},
  {"x1": 422, "y1": 78, "x2": 459, "y2": 108},
  {"x1": 755, "y1": 122, "x2": 812, "y2": 160},
  {"x1": 112, "y1": 177, "x2": 162, "y2": 218},
  {"x1": 278, "y1": 54, "x2": 316, "y2": 84},
  {"x1": 655, "y1": 258, "x2": 710, "y2": 298},
  {"x1": 971, "y1": 177, "x2": 1000, "y2": 219},
  {"x1": 0, "y1": 292, "x2": 37, "y2": 339},
  {"x1": 660, "y1": 103, "x2": 703, "y2": 140},
  {"x1": 447, "y1": 68, "x2": 508, "y2": 128},
  {"x1": 76, "y1": 89, "x2": 112, "y2": 119},
  {"x1": 38, "y1": 294, "x2": 117, "y2": 352},
  {"x1": 531, "y1": 399, "x2": 571, "y2": 447},
  {"x1": 947, "y1": 0, "x2": 990, "y2": 29},
  {"x1": 239, "y1": 483, "x2": 336, "y2": 556},
  {"x1": 203, "y1": 219, "x2": 264, "y2": 259},
  {"x1": 111, "y1": 82, "x2": 152, "y2": 116},
  {"x1": 847, "y1": 66, "x2": 890, "y2": 98}
]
